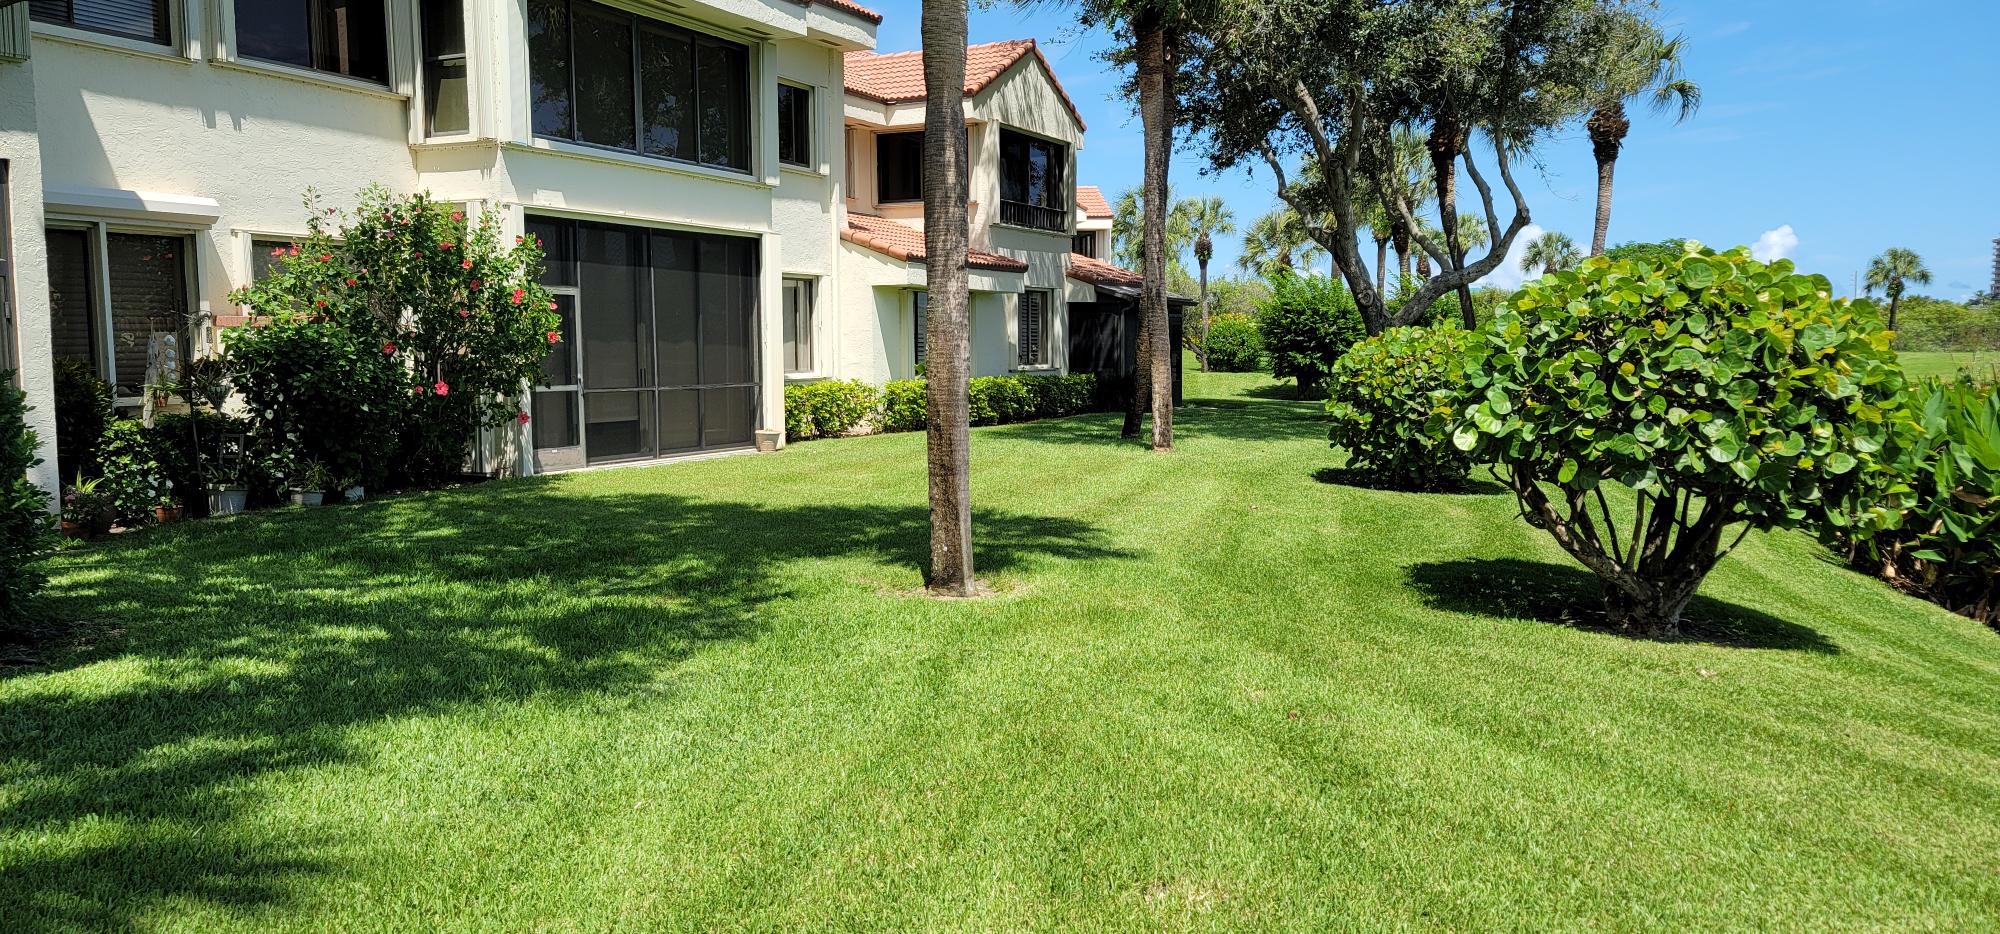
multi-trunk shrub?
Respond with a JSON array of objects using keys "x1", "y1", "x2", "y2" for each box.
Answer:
[
  {"x1": 1325, "y1": 326, "x2": 1473, "y2": 490},
  {"x1": 0, "y1": 372, "x2": 52, "y2": 627},
  {"x1": 1847, "y1": 377, "x2": 1999, "y2": 625},
  {"x1": 1450, "y1": 243, "x2": 1913, "y2": 637},
  {"x1": 1257, "y1": 270, "x2": 1367, "y2": 398},
  {"x1": 784, "y1": 380, "x2": 879, "y2": 441}
]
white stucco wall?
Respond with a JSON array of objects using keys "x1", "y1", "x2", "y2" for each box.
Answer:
[{"x1": 1, "y1": 44, "x2": 57, "y2": 501}]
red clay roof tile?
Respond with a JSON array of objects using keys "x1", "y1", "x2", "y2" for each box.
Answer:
[
  {"x1": 842, "y1": 214, "x2": 1029, "y2": 273},
  {"x1": 843, "y1": 39, "x2": 1085, "y2": 131}
]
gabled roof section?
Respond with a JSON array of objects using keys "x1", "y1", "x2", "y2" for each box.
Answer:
[
  {"x1": 843, "y1": 214, "x2": 1030, "y2": 273},
  {"x1": 814, "y1": 0, "x2": 882, "y2": 24},
  {"x1": 843, "y1": 39, "x2": 1086, "y2": 131},
  {"x1": 1076, "y1": 185, "x2": 1113, "y2": 219}
]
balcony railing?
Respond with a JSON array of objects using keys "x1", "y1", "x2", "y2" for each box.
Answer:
[{"x1": 1000, "y1": 200, "x2": 1067, "y2": 232}]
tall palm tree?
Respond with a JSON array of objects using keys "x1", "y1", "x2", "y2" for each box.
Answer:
[
  {"x1": 1237, "y1": 209, "x2": 1322, "y2": 278},
  {"x1": 1520, "y1": 231, "x2": 1580, "y2": 276},
  {"x1": 921, "y1": 0, "x2": 974, "y2": 596},
  {"x1": 1172, "y1": 195, "x2": 1235, "y2": 371},
  {"x1": 1380, "y1": 127, "x2": 1433, "y2": 279},
  {"x1": 1585, "y1": 22, "x2": 1700, "y2": 255},
  {"x1": 1865, "y1": 247, "x2": 1932, "y2": 333},
  {"x1": 1112, "y1": 186, "x2": 1192, "y2": 274}
]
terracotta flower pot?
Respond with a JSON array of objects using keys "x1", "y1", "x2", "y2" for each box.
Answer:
[
  {"x1": 154, "y1": 505, "x2": 185, "y2": 523},
  {"x1": 60, "y1": 519, "x2": 89, "y2": 541}
]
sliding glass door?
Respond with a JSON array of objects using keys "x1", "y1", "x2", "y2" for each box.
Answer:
[{"x1": 528, "y1": 215, "x2": 758, "y2": 470}]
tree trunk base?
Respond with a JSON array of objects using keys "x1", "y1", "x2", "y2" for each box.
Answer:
[{"x1": 1601, "y1": 583, "x2": 1696, "y2": 640}]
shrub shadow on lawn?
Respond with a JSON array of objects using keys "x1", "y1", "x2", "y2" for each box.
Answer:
[
  {"x1": 1310, "y1": 466, "x2": 1507, "y2": 496},
  {"x1": 2, "y1": 484, "x2": 1129, "y2": 931},
  {"x1": 1404, "y1": 558, "x2": 1837, "y2": 654},
  {"x1": 1003, "y1": 399, "x2": 1326, "y2": 447}
]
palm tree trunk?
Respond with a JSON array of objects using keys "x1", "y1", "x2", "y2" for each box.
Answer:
[
  {"x1": 1888, "y1": 292, "x2": 1900, "y2": 332},
  {"x1": 1587, "y1": 103, "x2": 1629, "y2": 257},
  {"x1": 1374, "y1": 237, "x2": 1389, "y2": 296},
  {"x1": 921, "y1": 0, "x2": 973, "y2": 596},
  {"x1": 1136, "y1": 9, "x2": 1173, "y2": 451},
  {"x1": 1197, "y1": 256, "x2": 1210, "y2": 372}
]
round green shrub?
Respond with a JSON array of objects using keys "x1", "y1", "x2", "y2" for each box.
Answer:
[
  {"x1": 1202, "y1": 313, "x2": 1263, "y2": 372},
  {"x1": 783, "y1": 380, "x2": 879, "y2": 442},
  {"x1": 224, "y1": 318, "x2": 409, "y2": 490},
  {"x1": 1257, "y1": 271, "x2": 1366, "y2": 398},
  {"x1": 879, "y1": 380, "x2": 928, "y2": 432},
  {"x1": 1450, "y1": 242, "x2": 1915, "y2": 636},
  {"x1": 1325, "y1": 326, "x2": 1473, "y2": 490}
]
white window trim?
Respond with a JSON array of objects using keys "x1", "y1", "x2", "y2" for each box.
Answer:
[
  {"x1": 775, "y1": 79, "x2": 826, "y2": 177},
  {"x1": 1013, "y1": 288, "x2": 1056, "y2": 372},
  {"x1": 29, "y1": 3, "x2": 194, "y2": 64},
  {"x1": 781, "y1": 275, "x2": 821, "y2": 379}
]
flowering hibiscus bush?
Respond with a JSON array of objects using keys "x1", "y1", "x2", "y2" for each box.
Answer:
[{"x1": 230, "y1": 187, "x2": 560, "y2": 485}]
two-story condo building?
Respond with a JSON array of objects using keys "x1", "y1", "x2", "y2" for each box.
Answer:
[{"x1": 0, "y1": 2, "x2": 1170, "y2": 497}]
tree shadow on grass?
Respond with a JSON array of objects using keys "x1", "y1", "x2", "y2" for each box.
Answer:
[
  {"x1": 1000, "y1": 399, "x2": 1327, "y2": 448},
  {"x1": 1310, "y1": 466, "x2": 1508, "y2": 496},
  {"x1": 1, "y1": 483, "x2": 1132, "y2": 931},
  {"x1": 1404, "y1": 558, "x2": 1838, "y2": 654},
  {"x1": 1239, "y1": 381, "x2": 1319, "y2": 402}
]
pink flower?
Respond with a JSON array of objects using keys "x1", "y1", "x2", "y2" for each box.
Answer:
[
  {"x1": 269, "y1": 247, "x2": 285, "y2": 257},
  {"x1": 288, "y1": 246, "x2": 300, "y2": 256},
  {"x1": 511, "y1": 288, "x2": 526, "y2": 305},
  {"x1": 433, "y1": 381, "x2": 449, "y2": 396},
  {"x1": 547, "y1": 331, "x2": 561, "y2": 344},
  {"x1": 451, "y1": 211, "x2": 464, "y2": 221},
  {"x1": 345, "y1": 278, "x2": 358, "y2": 287},
  {"x1": 469, "y1": 279, "x2": 482, "y2": 290},
  {"x1": 317, "y1": 254, "x2": 331, "y2": 263},
  {"x1": 461, "y1": 259, "x2": 473, "y2": 270},
  {"x1": 516, "y1": 411, "x2": 531, "y2": 425},
  {"x1": 412, "y1": 250, "x2": 423, "y2": 258},
  {"x1": 458, "y1": 308, "x2": 470, "y2": 318},
  {"x1": 440, "y1": 242, "x2": 454, "y2": 250},
  {"x1": 382, "y1": 341, "x2": 397, "y2": 354},
  {"x1": 548, "y1": 301, "x2": 558, "y2": 310}
]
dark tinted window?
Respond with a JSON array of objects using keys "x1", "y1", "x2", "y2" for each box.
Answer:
[
  {"x1": 46, "y1": 229, "x2": 97, "y2": 369},
  {"x1": 31, "y1": 0, "x2": 170, "y2": 45},
  {"x1": 529, "y1": 0, "x2": 750, "y2": 172},
  {"x1": 421, "y1": 0, "x2": 469, "y2": 135},
  {"x1": 1000, "y1": 129, "x2": 1066, "y2": 209},
  {"x1": 234, "y1": 0, "x2": 388, "y2": 84},
  {"x1": 877, "y1": 131, "x2": 923, "y2": 203},
  {"x1": 777, "y1": 84, "x2": 810, "y2": 167}
]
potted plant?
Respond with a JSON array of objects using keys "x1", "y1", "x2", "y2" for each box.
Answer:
[
  {"x1": 153, "y1": 490, "x2": 184, "y2": 524},
  {"x1": 207, "y1": 461, "x2": 249, "y2": 516},
  {"x1": 61, "y1": 476, "x2": 115, "y2": 539},
  {"x1": 288, "y1": 460, "x2": 330, "y2": 507}
]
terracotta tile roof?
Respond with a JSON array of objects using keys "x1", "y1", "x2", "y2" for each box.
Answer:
[
  {"x1": 1075, "y1": 185, "x2": 1112, "y2": 219},
  {"x1": 812, "y1": 0, "x2": 882, "y2": 25},
  {"x1": 843, "y1": 39, "x2": 1086, "y2": 130},
  {"x1": 1066, "y1": 253, "x2": 1193, "y2": 304},
  {"x1": 842, "y1": 213, "x2": 1029, "y2": 273}
]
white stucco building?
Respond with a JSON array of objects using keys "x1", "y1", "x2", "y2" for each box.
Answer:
[{"x1": 0, "y1": 1, "x2": 1164, "y2": 491}]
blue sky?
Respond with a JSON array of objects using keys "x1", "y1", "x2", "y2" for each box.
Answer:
[{"x1": 862, "y1": 0, "x2": 2000, "y2": 299}]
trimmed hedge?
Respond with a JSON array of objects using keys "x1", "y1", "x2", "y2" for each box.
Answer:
[
  {"x1": 1325, "y1": 326, "x2": 1474, "y2": 490},
  {"x1": 784, "y1": 380, "x2": 879, "y2": 442},
  {"x1": 863, "y1": 373, "x2": 1098, "y2": 434},
  {"x1": 1202, "y1": 313, "x2": 1263, "y2": 372}
]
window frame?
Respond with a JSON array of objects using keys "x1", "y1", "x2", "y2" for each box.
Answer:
[
  {"x1": 527, "y1": 0, "x2": 755, "y2": 175},
  {"x1": 419, "y1": 0, "x2": 470, "y2": 138},
  {"x1": 229, "y1": 0, "x2": 396, "y2": 87},
  {"x1": 29, "y1": 0, "x2": 176, "y2": 48},
  {"x1": 1016, "y1": 288, "x2": 1052, "y2": 369},
  {"x1": 998, "y1": 127, "x2": 1069, "y2": 232},
  {"x1": 911, "y1": 289, "x2": 927, "y2": 370},
  {"x1": 44, "y1": 217, "x2": 198, "y2": 405},
  {"x1": 1071, "y1": 230, "x2": 1097, "y2": 257},
  {"x1": 875, "y1": 130, "x2": 924, "y2": 204},
  {"x1": 776, "y1": 81, "x2": 813, "y2": 170},
  {"x1": 781, "y1": 276, "x2": 816, "y2": 376}
]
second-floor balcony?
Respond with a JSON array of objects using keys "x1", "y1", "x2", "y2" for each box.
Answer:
[{"x1": 1000, "y1": 200, "x2": 1067, "y2": 232}]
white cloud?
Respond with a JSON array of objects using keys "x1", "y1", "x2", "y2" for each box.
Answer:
[
  {"x1": 1475, "y1": 223, "x2": 1544, "y2": 293},
  {"x1": 1752, "y1": 225, "x2": 1799, "y2": 262}
]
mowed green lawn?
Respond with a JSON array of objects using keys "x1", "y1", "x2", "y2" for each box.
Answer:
[
  {"x1": 1900, "y1": 350, "x2": 2000, "y2": 383},
  {"x1": 7, "y1": 371, "x2": 2000, "y2": 931}
]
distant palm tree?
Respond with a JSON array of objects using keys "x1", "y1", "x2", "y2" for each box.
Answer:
[
  {"x1": 1865, "y1": 247, "x2": 1933, "y2": 332},
  {"x1": 1454, "y1": 213, "x2": 1488, "y2": 254},
  {"x1": 1237, "y1": 209, "x2": 1322, "y2": 278},
  {"x1": 1584, "y1": 21, "x2": 1699, "y2": 256},
  {"x1": 1112, "y1": 187, "x2": 1191, "y2": 273},
  {"x1": 1172, "y1": 196, "x2": 1236, "y2": 372},
  {"x1": 1520, "y1": 231, "x2": 1581, "y2": 276},
  {"x1": 1380, "y1": 127, "x2": 1434, "y2": 278}
]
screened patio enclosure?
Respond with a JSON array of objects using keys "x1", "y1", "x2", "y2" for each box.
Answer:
[{"x1": 526, "y1": 216, "x2": 760, "y2": 471}]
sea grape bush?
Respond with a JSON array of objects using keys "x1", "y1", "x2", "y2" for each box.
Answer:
[
  {"x1": 1849, "y1": 377, "x2": 1999, "y2": 625},
  {"x1": 1325, "y1": 326, "x2": 1473, "y2": 489},
  {"x1": 1450, "y1": 243, "x2": 1915, "y2": 636}
]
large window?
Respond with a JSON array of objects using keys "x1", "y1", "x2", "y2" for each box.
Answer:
[
  {"x1": 47, "y1": 225, "x2": 190, "y2": 399},
  {"x1": 526, "y1": 216, "x2": 759, "y2": 468},
  {"x1": 234, "y1": 0, "x2": 390, "y2": 84},
  {"x1": 876, "y1": 131, "x2": 923, "y2": 203},
  {"x1": 1017, "y1": 290, "x2": 1050, "y2": 367},
  {"x1": 777, "y1": 84, "x2": 811, "y2": 168},
  {"x1": 782, "y1": 278, "x2": 814, "y2": 375},
  {"x1": 29, "y1": 0, "x2": 170, "y2": 45},
  {"x1": 999, "y1": 129, "x2": 1068, "y2": 231},
  {"x1": 421, "y1": 0, "x2": 469, "y2": 136},
  {"x1": 528, "y1": 0, "x2": 751, "y2": 172}
]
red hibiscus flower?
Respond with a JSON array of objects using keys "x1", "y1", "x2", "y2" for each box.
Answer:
[
  {"x1": 469, "y1": 279, "x2": 482, "y2": 290},
  {"x1": 345, "y1": 278, "x2": 358, "y2": 287},
  {"x1": 547, "y1": 331, "x2": 561, "y2": 343},
  {"x1": 317, "y1": 254, "x2": 331, "y2": 262},
  {"x1": 451, "y1": 211, "x2": 465, "y2": 221},
  {"x1": 511, "y1": 289, "x2": 526, "y2": 305},
  {"x1": 461, "y1": 259, "x2": 472, "y2": 269},
  {"x1": 516, "y1": 411, "x2": 531, "y2": 425},
  {"x1": 433, "y1": 381, "x2": 449, "y2": 396},
  {"x1": 458, "y1": 308, "x2": 470, "y2": 318},
  {"x1": 382, "y1": 342, "x2": 397, "y2": 354}
]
